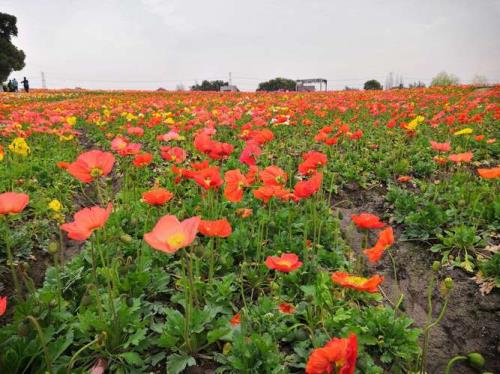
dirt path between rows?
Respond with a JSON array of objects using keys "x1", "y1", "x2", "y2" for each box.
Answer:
[{"x1": 333, "y1": 184, "x2": 500, "y2": 374}]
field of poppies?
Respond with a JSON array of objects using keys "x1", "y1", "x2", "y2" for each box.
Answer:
[{"x1": 0, "y1": 86, "x2": 499, "y2": 373}]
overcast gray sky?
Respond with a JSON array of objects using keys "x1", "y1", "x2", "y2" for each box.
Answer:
[{"x1": 3, "y1": 0, "x2": 500, "y2": 90}]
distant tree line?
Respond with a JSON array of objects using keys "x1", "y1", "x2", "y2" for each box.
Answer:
[
  {"x1": 191, "y1": 80, "x2": 228, "y2": 91},
  {"x1": 257, "y1": 77, "x2": 296, "y2": 91}
]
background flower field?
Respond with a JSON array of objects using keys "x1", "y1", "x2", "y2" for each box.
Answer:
[{"x1": 0, "y1": 86, "x2": 499, "y2": 373}]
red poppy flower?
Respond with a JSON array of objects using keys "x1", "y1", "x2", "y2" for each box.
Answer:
[
  {"x1": 477, "y1": 166, "x2": 500, "y2": 179},
  {"x1": 0, "y1": 192, "x2": 29, "y2": 215},
  {"x1": 230, "y1": 312, "x2": 241, "y2": 326},
  {"x1": 279, "y1": 302, "x2": 295, "y2": 314},
  {"x1": 448, "y1": 152, "x2": 473, "y2": 163},
  {"x1": 294, "y1": 172, "x2": 323, "y2": 199},
  {"x1": 298, "y1": 151, "x2": 327, "y2": 175},
  {"x1": 331, "y1": 272, "x2": 383, "y2": 293},
  {"x1": 199, "y1": 219, "x2": 232, "y2": 237},
  {"x1": 430, "y1": 141, "x2": 451, "y2": 152},
  {"x1": 133, "y1": 152, "x2": 153, "y2": 167},
  {"x1": 191, "y1": 167, "x2": 223, "y2": 190},
  {"x1": 142, "y1": 188, "x2": 173, "y2": 205},
  {"x1": 260, "y1": 166, "x2": 287, "y2": 186},
  {"x1": 239, "y1": 141, "x2": 262, "y2": 166},
  {"x1": 363, "y1": 227, "x2": 394, "y2": 263},
  {"x1": 265, "y1": 253, "x2": 302, "y2": 273},
  {"x1": 306, "y1": 333, "x2": 357, "y2": 374},
  {"x1": 127, "y1": 126, "x2": 144, "y2": 137},
  {"x1": 351, "y1": 213, "x2": 385, "y2": 229},
  {"x1": 160, "y1": 146, "x2": 187, "y2": 163},
  {"x1": 144, "y1": 215, "x2": 200, "y2": 254},
  {"x1": 111, "y1": 136, "x2": 142, "y2": 156},
  {"x1": 0, "y1": 296, "x2": 7, "y2": 317},
  {"x1": 61, "y1": 203, "x2": 112, "y2": 241},
  {"x1": 67, "y1": 150, "x2": 115, "y2": 183},
  {"x1": 224, "y1": 169, "x2": 249, "y2": 202}
]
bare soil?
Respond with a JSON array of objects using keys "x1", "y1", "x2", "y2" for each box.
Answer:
[{"x1": 333, "y1": 183, "x2": 500, "y2": 374}]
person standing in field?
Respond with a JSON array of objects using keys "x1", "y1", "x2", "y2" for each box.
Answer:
[
  {"x1": 11, "y1": 78, "x2": 18, "y2": 92},
  {"x1": 22, "y1": 77, "x2": 29, "y2": 92}
]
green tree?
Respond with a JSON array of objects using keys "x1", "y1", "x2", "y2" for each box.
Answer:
[
  {"x1": 191, "y1": 80, "x2": 227, "y2": 91},
  {"x1": 363, "y1": 79, "x2": 382, "y2": 90},
  {"x1": 0, "y1": 12, "x2": 26, "y2": 83},
  {"x1": 430, "y1": 71, "x2": 460, "y2": 87},
  {"x1": 257, "y1": 77, "x2": 296, "y2": 91}
]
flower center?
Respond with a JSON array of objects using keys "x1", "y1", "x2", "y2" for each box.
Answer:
[
  {"x1": 90, "y1": 167, "x2": 104, "y2": 178},
  {"x1": 166, "y1": 232, "x2": 185, "y2": 249},
  {"x1": 345, "y1": 276, "x2": 366, "y2": 286}
]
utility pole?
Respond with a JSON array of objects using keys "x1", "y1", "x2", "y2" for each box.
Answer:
[
  {"x1": 228, "y1": 72, "x2": 232, "y2": 86},
  {"x1": 41, "y1": 71, "x2": 46, "y2": 89}
]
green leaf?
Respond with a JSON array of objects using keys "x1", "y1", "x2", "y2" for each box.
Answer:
[
  {"x1": 119, "y1": 351, "x2": 143, "y2": 366},
  {"x1": 167, "y1": 354, "x2": 196, "y2": 374},
  {"x1": 207, "y1": 326, "x2": 232, "y2": 344}
]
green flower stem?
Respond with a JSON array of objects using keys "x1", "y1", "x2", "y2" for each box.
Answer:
[
  {"x1": 182, "y1": 251, "x2": 193, "y2": 353},
  {"x1": 67, "y1": 336, "x2": 100, "y2": 374},
  {"x1": 444, "y1": 355, "x2": 467, "y2": 374},
  {"x1": 26, "y1": 315, "x2": 52, "y2": 372},
  {"x1": 3, "y1": 219, "x2": 22, "y2": 299}
]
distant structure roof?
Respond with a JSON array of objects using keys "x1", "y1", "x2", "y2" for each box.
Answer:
[
  {"x1": 296, "y1": 78, "x2": 328, "y2": 91},
  {"x1": 220, "y1": 85, "x2": 239, "y2": 92}
]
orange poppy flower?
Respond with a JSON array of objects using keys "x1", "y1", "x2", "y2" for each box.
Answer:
[
  {"x1": 265, "y1": 253, "x2": 303, "y2": 273},
  {"x1": 363, "y1": 227, "x2": 394, "y2": 263},
  {"x1": 61, "y1": 203, "x2": 112, "y2": 241},
  {"x1": 224, "y1": 169, "x2": 249, "y2": 202},
  {"x1": 331, "y1": 272, "x2": 383, "y2": 293},
  {"x1": 230, "y1": 312, "x2": 241, "y2": 326},
  {"x1": 306, "y1": 333, "x2": 357, "y2": 374},
  {"x1": 253, "y1": 185, "x2": 292, "y2": 203},
  {"x1": 144, "y1": 215, "x2": 200, "y2": 254},
  {"x1": 0, "y1": 192, "x2": 29, "y2": 215},
  {"x1": 142, "y1": 188, "x2": 173, "y2": 205},
  {"x1": 191, "y1": 167, "x2": 223, "y2": 190},
  {"x1": 245, "y1": 165, "x2": 259, "y2": 185},
  {"x1": 279, "y1": 302, "x2": 295, "y2": 314},
  {"x1": 133, "y1": 152, "x2": 153, "y2": 167},
  {"x1": 56, "y1": 161, "x2": 70, "y2": 169},
  {"x1": 294, "y1": 172, "x2": 323, "y2": 199},
  {"x1": 477, "y1": 166, "x2": 500, "y2": 179},
  {"x1": 430, "y1": 141, "x2": 451, "y2": 152},
  {"x1": 397, "y1": 175, "x2": 412, "y2": 183},
  {"x1": 199, "y1": 219, "x2": 232, "y2": 237},
  {"x1": 0, "y1": 296, "x2": 7, "y2": 317},
  {"x1": 351, "y1": 213, "x2": 385, "y2": 229},
  {"x1": 448, "y1": 152, "x2": 473, "y2": 163},
  {"x1": 67, "y1": 150, "x2": 115, "y2": 183},
  {"x1": 260, "y1": 166, "x2": 287, "y2": 186},
  {"x1": 236, "y1": 208, "x2": 253, "y2": 218}
]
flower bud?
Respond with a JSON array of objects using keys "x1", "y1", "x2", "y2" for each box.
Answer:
[
  {"x1": 432, "y1": 261, "x2": 440, "y2": 272},
  {"x1": 48, "y1": 241, "x2": 60, "y2": 254},
  {"x1": 120, "y1": 234, "x2": 133, "y2": 243},
  {"x1": 467, "y1": 353, "x2": 485, "y2": 368},
  {"x1": 444, "y1": 277, "x2": 453, "y2": 290}
]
